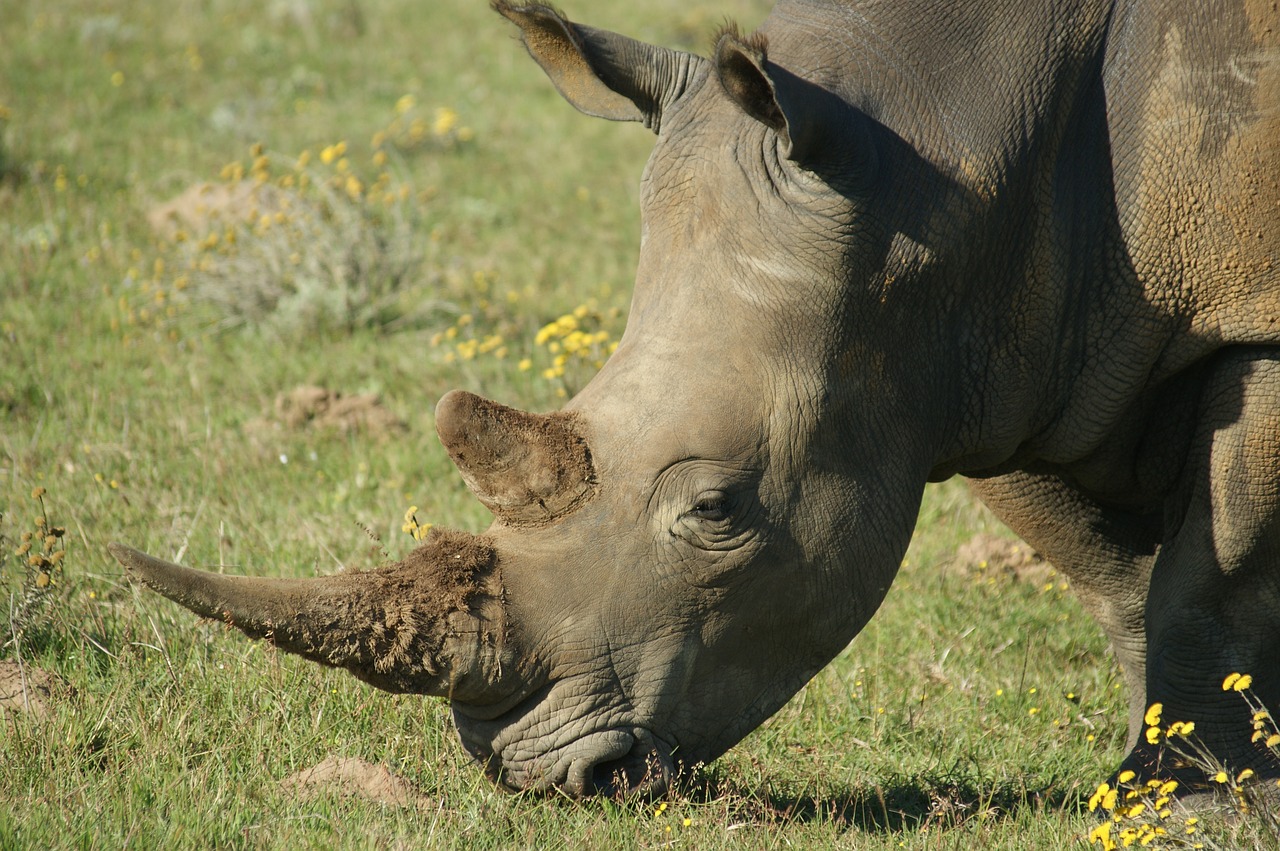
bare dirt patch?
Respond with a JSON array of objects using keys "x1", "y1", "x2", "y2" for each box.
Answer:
[
  {"x1": 948, "y1": 533, "x2": 1059, "y2": 586},
  {"x1": 280, "y1": 755, "x2": 430, "y2": 808},
  {"x1": 0, "y1": 660, "x2": 72, "y2": 718},
  {"x1": 255, "y1": 385, "x2": 406, "y2": 438}
]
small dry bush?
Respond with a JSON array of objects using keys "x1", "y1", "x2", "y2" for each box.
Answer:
[
  {"x1": 1, "y1": 488, "x2": 69, "y2": 657},
  {"x1": 128, "y1": 94, "x2": 479, "y2": 341},
  {"x1": 0, "y1": 102, "x2": 15, "y2": 185},
  {"x1": 141, "y1": 144, "x2": 423, "y2": 337}
]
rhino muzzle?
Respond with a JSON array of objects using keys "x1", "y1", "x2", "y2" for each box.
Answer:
[
  {"x1": 461, "y1": 705, "x2": 676, "y2": 798},
  {"x1": 108, "y1": 528, "x2": 514, "y2": 704}
]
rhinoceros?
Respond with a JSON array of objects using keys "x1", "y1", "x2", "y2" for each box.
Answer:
[{"x1": 110, "y1": 0, "x2": 1280, "y2": 797}]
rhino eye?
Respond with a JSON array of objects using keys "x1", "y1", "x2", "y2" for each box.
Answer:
[{"x1": 689, "y1": 493, "x2": 731, "y2": 522}]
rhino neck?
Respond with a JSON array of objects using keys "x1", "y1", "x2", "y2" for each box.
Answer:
[{"x1": 762, "y1": 0, "x2": 1178, "y2": 477}]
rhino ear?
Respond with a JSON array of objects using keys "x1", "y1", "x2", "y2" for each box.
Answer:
[
  {"x1": 714, "y1": 28, "x2": 847, "y2": 167},
  {"x1": 436, "y1": 390, "x2": 597, "y2": 526},
  {"x1": 493, "y1": 1, "x2": 706, "y2": 133}
]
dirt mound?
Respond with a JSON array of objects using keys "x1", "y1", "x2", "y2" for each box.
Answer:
[
  {"x1": 270, "y1": 385, "x2": 405, "y2": 437},
  {"x1": 950, "y1": 533, "x2": 1059, "y2": 586},
  {"x1": 280, "y1": 756, "x2": 429, "y2": 807},
  {"x1": 0, "y1": 660, "x2": 72, "y2": 718},
  {"x1": 147, "y1": 181, "x2": 283, "y2": 239}
]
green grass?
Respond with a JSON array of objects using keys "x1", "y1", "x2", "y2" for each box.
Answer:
[{"x1": 0, "y1": 1, "x2": 1273, "y2": 848}]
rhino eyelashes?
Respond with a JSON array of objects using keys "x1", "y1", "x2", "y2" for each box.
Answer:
[{"x1": 689, "y1": 493, "x2": 732, "y2": 522}]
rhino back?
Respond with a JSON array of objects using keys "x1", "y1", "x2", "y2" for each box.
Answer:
[{"x1": 1104, "y1": 0, "x2": 1280, "y2": 359}]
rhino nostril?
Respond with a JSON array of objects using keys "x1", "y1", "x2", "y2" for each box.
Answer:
[
  {"x1": 586, "y1": 739, "x2": 673, "y2": 799},
  {"x1": 589, "y1": 755, "x2": 641, "y2": 798}
]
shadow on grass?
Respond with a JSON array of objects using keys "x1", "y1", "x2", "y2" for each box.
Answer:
[{"x1": 680, "y1": 768, "x2": 1083, "y2": 833}]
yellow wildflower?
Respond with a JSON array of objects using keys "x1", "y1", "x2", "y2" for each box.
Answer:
[{"x1": 433, "y1": 106, "x2": 458, "y2": 136}]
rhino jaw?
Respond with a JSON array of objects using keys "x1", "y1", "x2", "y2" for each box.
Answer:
[{"x1": 108, "y1": 529, "x2": 515, "y2": 703}]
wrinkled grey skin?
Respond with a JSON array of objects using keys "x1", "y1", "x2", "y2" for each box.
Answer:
[{"x1": 112, "y1": 0, "x2": 1280, "y2": 797}]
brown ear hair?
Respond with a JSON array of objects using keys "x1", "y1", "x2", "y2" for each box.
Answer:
[
  {"x1": 714, "y1": 25, "x2": 872, "y2": 173},
  {"x1": 494, "y1": 1, "x2": 707, "y2": 133},
  {"x1": 714, "y1": 27, "x2": 786, "y2": 133}
]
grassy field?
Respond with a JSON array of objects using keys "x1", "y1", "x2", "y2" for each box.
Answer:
[{"x1": 1, "y1": 1, "x2": 1274, "y2": 848}]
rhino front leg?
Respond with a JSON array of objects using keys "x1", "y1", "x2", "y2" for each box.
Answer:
[
  {"x1": 1136, "y1": 350, "x2": 1280, "y2": 789},
  {"x1": 966, "y1": 470, "x2": 1160, "y2": 754}
]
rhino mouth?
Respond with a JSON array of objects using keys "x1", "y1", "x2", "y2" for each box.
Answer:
[
  {"x1": 485, "y1": 727, "x2": 674, "y2": 798},
  {"x1": 456, "y1": 685, "x2": 676, "y2": 797},
  {"x1": 570, "y1": 727, "x2": 674, "y2": 798}
]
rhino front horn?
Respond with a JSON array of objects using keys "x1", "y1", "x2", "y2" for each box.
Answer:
[
  {"x1": 107, "y1": 528, "x2": 512, "y2": 703},
  {"x1": 435, "y1": 389, "x2": 597, "y2": 526}
]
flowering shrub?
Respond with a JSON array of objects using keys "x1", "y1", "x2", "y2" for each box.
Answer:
[
  {"x1": 1, "y1": 488, "x2": 69, "y2": 656},
  {"x1": 530, "y1": 304, "x2": 619, "y2": 389},
  {"x1": 118, "y1": 96, "x2": 473, "y2": 339},
  {"x1": 1086, "y1": 675, "x2": 1280, "y2": 850},
  {"x1": 401, "y1": 505, "x2": 432, "y2": 542},
  {"x1": 371, "y1": 94, "x2": 474, "y2": 156},
  {"x1": 119, "y1": 140, "x2": 421, "y2": 338},
  {"x1": 428, "y1": 291, "x2": 623, "y2": 399}
]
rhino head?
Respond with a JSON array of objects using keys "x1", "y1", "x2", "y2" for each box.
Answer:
[{"x1": 112, "y1": 2, "x2": 952, "y2": 797}]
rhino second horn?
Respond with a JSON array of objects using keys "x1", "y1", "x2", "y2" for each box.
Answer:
[
  {"x1": 435, "y1": 389, "x2": 598, "y2": 526},
  {"x1": 107, "y1": 529, "x2": 511, "y2": 702}
]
